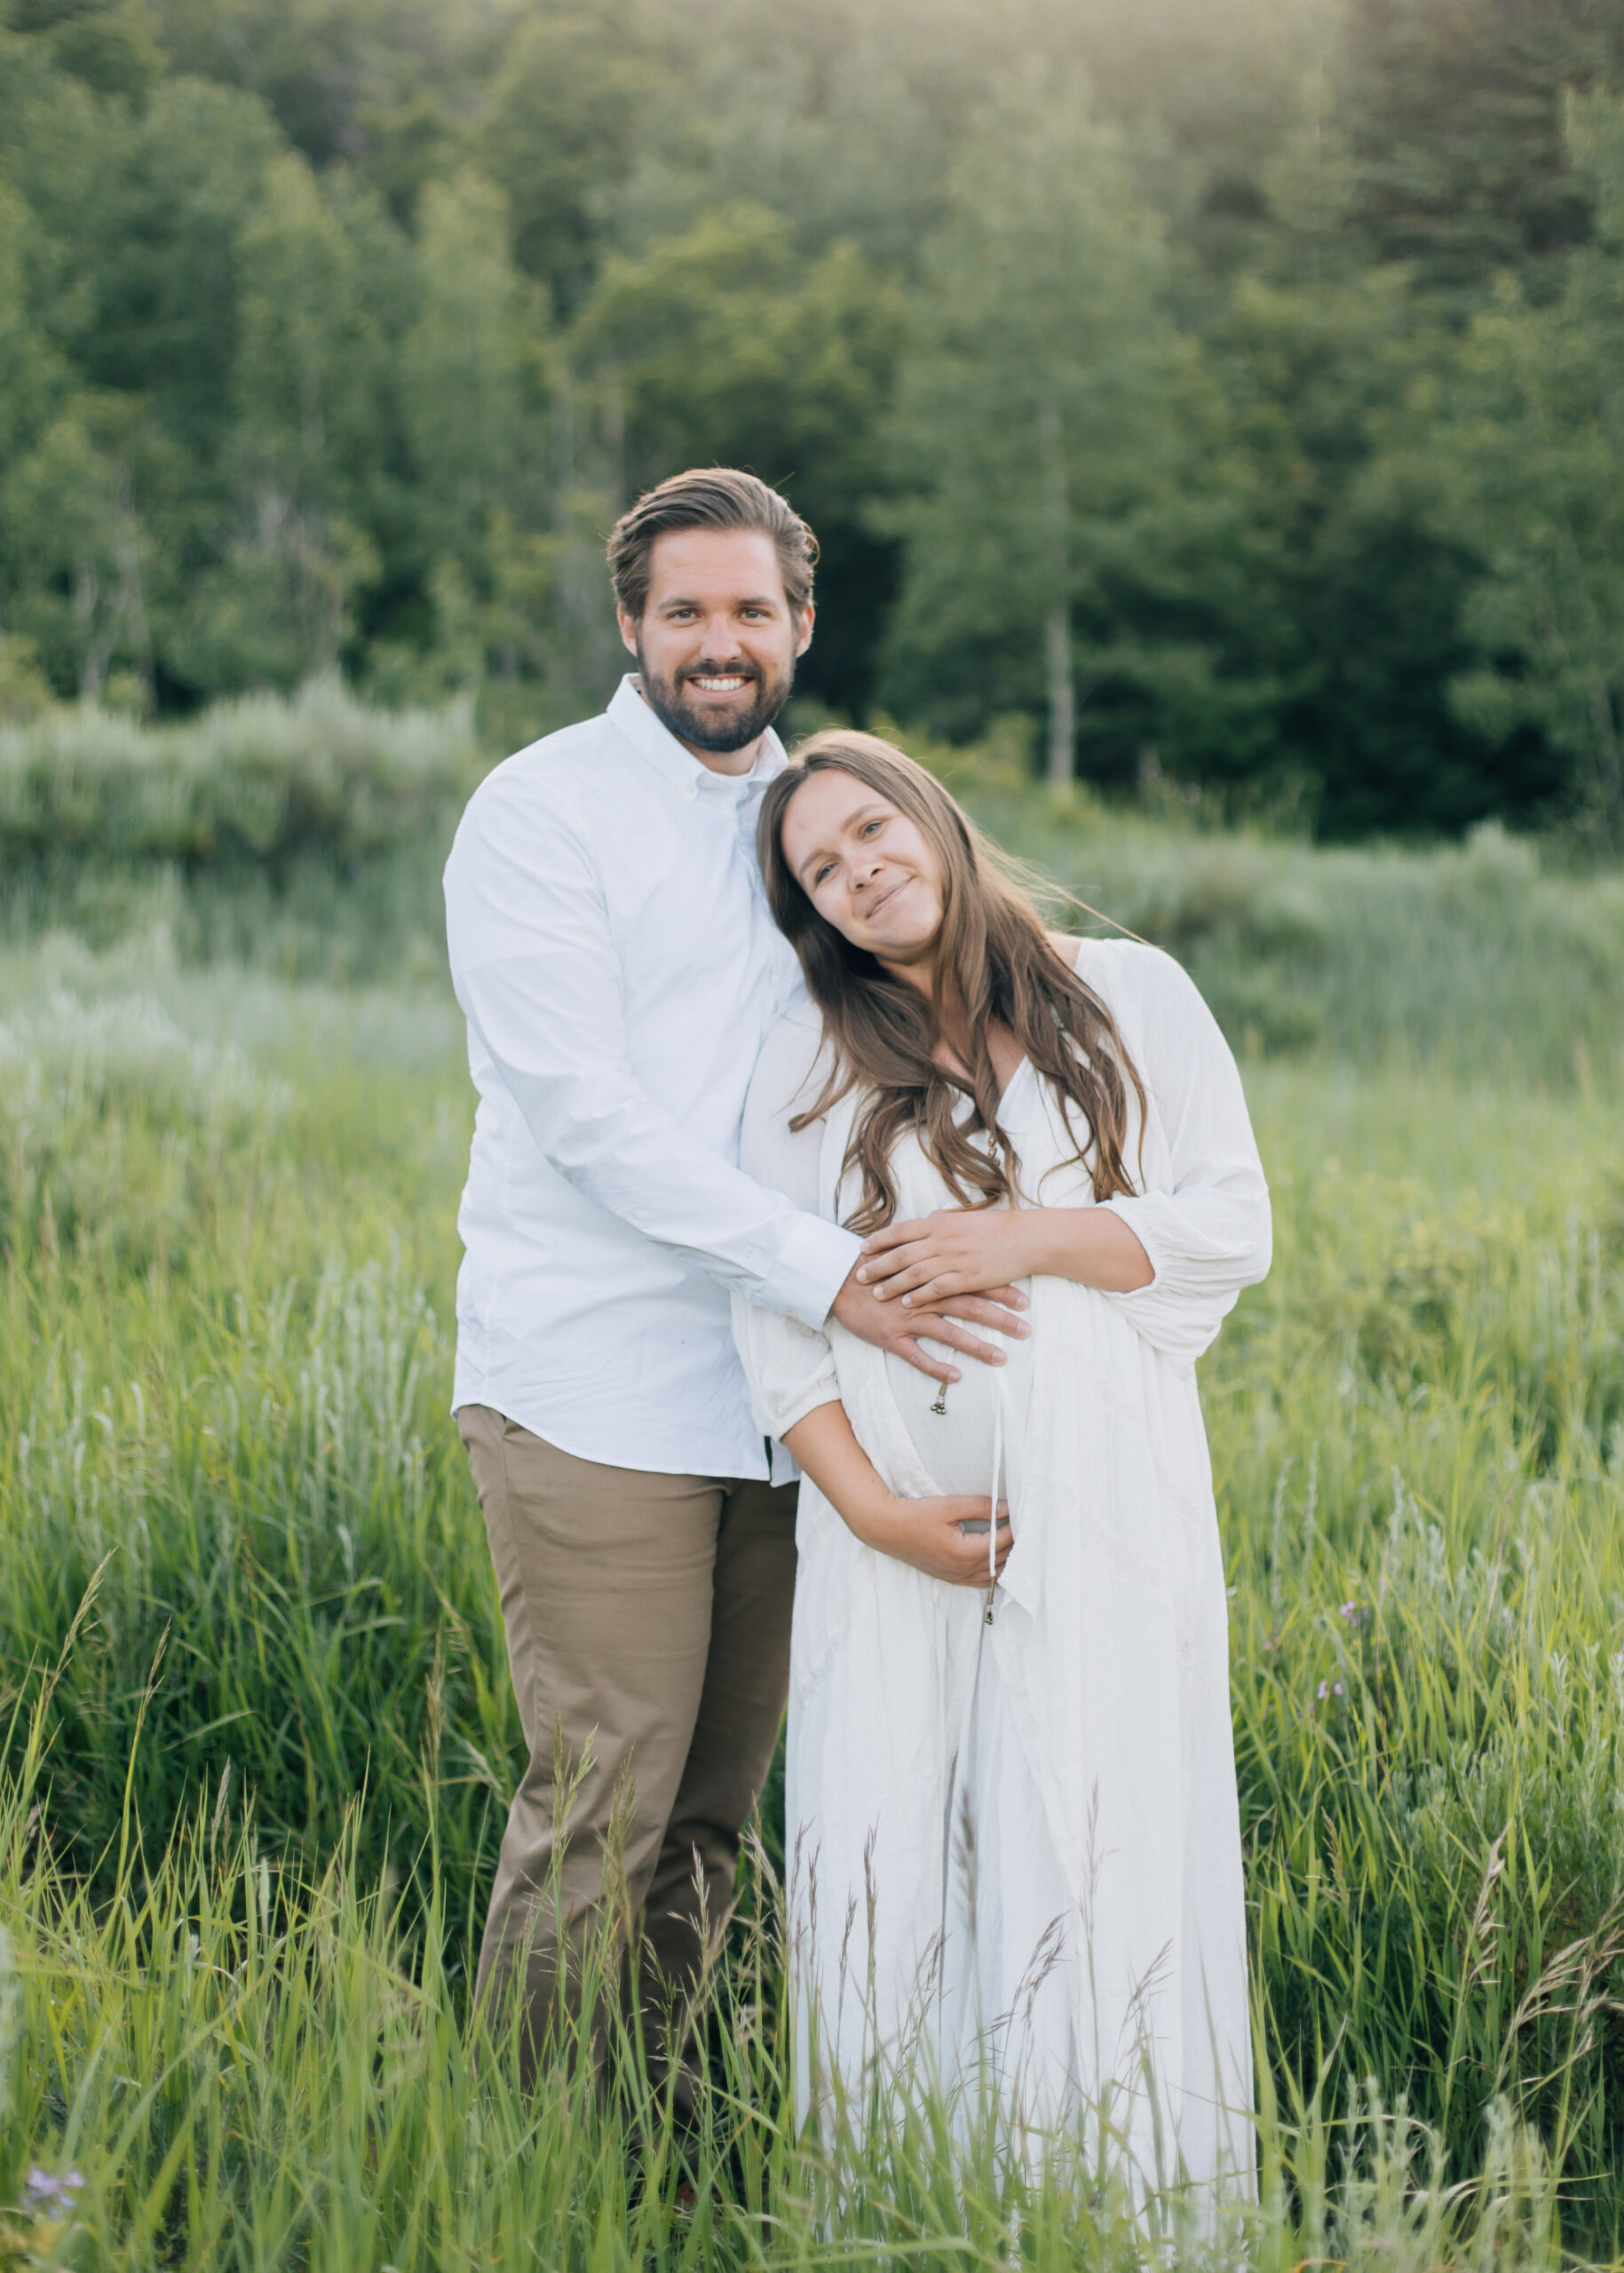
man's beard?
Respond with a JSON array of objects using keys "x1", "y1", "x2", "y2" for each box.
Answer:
[{"x1": 635, "y1": 647, "x2": 796, "y2": 754}]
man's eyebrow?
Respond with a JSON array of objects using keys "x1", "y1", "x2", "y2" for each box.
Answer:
[{"x1": 654, "y1": 592, "x2": 781, "y2": 611}]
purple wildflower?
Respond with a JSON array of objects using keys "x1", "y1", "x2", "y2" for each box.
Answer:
[
  {"x1": 1340, "y1": 1602, "x2": 1361, "y2": 1623},
  {"x1": 25, "y1": 2168, "x2": 83, "y2": 2210}
]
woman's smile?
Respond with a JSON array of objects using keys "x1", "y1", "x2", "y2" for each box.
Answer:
[{"x1": 862, "y1": 875, "x2": 912, "y2": 921}]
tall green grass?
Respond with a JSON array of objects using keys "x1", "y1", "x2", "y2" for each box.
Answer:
[
  {"x1": 4, "y1": 684, "x2": 1624, "y2": 2260},
  {"x1": 0, "y1": 1709, "x2": 1569, "y2": 2273},
  {"x1": 2, "y1": 930, "x2": 1622, "y2": 2258}
]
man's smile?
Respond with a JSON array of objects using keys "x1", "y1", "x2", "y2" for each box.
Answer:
[{"x1": 686, "y1": 672, "x2": 753, "y2": 695}]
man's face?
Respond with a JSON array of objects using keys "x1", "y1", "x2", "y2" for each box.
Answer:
[{"x1": 619, "y1": 527, "x2": 814, "y2": 764}]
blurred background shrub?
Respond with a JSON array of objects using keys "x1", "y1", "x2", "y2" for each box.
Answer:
[{"x1": 8, "y1": 689, "x2": 1620, "y2": 1085}]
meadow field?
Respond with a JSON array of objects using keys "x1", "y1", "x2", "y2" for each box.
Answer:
[{"x1": 1, "y1": 696, "x2": 1623, "y2": 2266}]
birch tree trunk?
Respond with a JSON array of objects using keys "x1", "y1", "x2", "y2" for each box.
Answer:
[
  {"x1": 1038, "y1": 398, "x2": 1074, "y2": 785},
  {"x1": 1044, "y1": 598, "x2": 1075, "y2": 788}
]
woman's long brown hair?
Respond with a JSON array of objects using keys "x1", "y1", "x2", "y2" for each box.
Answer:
[{"x1": 757, "y1": 729, "x2": 1147, "y2": 1233}]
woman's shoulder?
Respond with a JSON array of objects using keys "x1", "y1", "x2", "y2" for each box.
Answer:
[{"x1": 1054, "y1": 931, "x2": 1192, "y2": 1009}]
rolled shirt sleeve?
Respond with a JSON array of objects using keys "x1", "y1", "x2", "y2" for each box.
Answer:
[
  {"x1": 447, "y1": 785, "x2": 859, "y2": 1333},
  {"x1": 1089, "y1": 945, "x2": 1272, "y2": 1367}
]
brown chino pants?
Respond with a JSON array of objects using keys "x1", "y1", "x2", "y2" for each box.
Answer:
[{"x1": 457, "y1": 1404, "x2": 796, "y2": 2088}]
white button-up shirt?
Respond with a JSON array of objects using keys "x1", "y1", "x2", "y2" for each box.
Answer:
[{"x1": 443, "y1": 675, "x2": 860, "y2": 1479}]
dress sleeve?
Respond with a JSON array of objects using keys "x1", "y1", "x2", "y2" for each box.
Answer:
[
  {"x1": 731, "y1": 1010, "x2": 845, "y2": 1440},
  {"x1": 1089, "y1": 945, "x2": 1272, "y2": 1367}
]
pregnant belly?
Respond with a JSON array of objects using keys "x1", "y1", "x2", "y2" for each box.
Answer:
[{"x1": 880, "y1": 1339, "x2": 1033, "y2": 1500}]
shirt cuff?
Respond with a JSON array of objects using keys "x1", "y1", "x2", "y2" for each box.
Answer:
[{"x1": 764, "y1": 1211, "x2": 862, "y2": 1331}]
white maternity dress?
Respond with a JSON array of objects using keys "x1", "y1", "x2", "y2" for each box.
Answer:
[{"x1": 733, "y1": 940, "x2": 1271, "y2": 2191}]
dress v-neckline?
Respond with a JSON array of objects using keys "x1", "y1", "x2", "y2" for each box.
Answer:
[
  {"x1": 934, "y1": 1049, "x2": 1033, "y2": 1121},
  {"x1": 996, "y1": 1056, "x2": 1034, "y2": 1119}
]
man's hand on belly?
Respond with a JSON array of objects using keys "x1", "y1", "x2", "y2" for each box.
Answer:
[{"x1": 828, "y1": 1266, "x2": 1029, "y2": 1384}]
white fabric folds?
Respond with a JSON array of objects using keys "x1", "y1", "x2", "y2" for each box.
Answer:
[{"x1": 733, "y1": 939, "x2": 1271, "y2": 2191}]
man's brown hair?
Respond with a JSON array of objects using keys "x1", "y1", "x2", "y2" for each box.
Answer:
[{"x1": 606, "y1": 468, "x2": 818, "y2": 621}]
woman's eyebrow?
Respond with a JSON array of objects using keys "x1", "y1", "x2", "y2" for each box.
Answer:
[{"x1": 794, "y1": 801, "x2": 888, "y2": 882}]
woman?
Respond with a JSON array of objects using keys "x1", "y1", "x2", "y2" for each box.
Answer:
[{"x1": 732, "y1": 731, "x2": 1271, "y2": 2189}]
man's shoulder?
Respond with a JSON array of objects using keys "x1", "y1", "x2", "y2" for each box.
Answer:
[
  {"x1": 448, "y1": 712, "x2": 644, "y2": 883},
  {"x1": 463, "y1": 712, "x2": 618, "y2": 823}
]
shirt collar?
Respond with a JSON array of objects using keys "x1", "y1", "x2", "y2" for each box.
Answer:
[{"x1": 606, "y1": 674, "x2": 788, "y2": 803}]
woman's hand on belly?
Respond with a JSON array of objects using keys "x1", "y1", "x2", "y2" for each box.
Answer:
[
  {"x1": 783, "y1": 1399, "x2": 1012, "y2": 1587},
  {"x1": 863, "y1": 1493, "x2": 1012, "y2": 1588},
  {"x1": 858, "y1": 1203, "x2": 1153, "y2": 1303}
]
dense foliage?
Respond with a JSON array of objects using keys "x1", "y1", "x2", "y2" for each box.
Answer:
[{"x1": 4, "y1": 0, "x2": 1624, "y2": 838}]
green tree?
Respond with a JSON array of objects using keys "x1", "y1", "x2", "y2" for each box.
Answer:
[
  {"x1": 607, "y1": 0, "x2": 982, "y2": 274},
  {"x1": 1424, "y1": 95, "x2": 1624, "y2": 843},
  {"x1": 390, "y1": 170, "x2": 564, "y2": 724},
  {"x1": 0, "y1": 175, "x2": 64, "y2": 474},
  {"x1": 881, "y1": 67, "x2": 1240, "y2": 785},
  {"x1": 1200, "y1": 262, "x2": 1536, "y2": 836},
  {"x1": 474, "y1": 0, "x2": 655, "y2": 313},
  {"x1": 400, "y1": 173, "x2": 532, "y2": 569},
  {"x1": 172, "y1": 153, "x2": 409, "y2": 694},
  {"x1": 49, "y1": 76, "x2": 281, "y2": 465},
  {"x1": 572, "y1": 201, "x2": 905, "y2": 715},
  {"x1": 1342, "y1": 0, "x2": 1624, "y2": 303},
  {"x1": 2, "y1": 392, "x2": 184, "y2": 705},
  {"x1": 10, "y1": 0, "x2": 166, "y2": 103},
  {"x1": 151, "y1": 0, "x2": 471, "y2": 186}
]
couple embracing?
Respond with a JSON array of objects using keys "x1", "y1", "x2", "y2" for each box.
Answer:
[{"x1": 443, "y1": 468, "x2": 1271, "y2": 2188}]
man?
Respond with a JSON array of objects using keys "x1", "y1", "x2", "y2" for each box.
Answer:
[{"x1": 443, "y1": 466, "x2": 1024, "y2": 2085}]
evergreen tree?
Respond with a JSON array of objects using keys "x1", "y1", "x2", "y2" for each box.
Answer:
[
  {"x1": 1343, "y1": 0, "x2": 1624, "y2": 301},
  {"x1": 1425, "y1": 94, "x2": 1624, "y2": 843}
]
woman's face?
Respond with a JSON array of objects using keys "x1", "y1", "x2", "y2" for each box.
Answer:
[{"x1": 780, "y1": 767, "x2": 945, "y2": 970}]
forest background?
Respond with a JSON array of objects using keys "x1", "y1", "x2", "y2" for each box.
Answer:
[{"x1": 4, "y1": 0, "x2": 1624, "y2": 844}]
